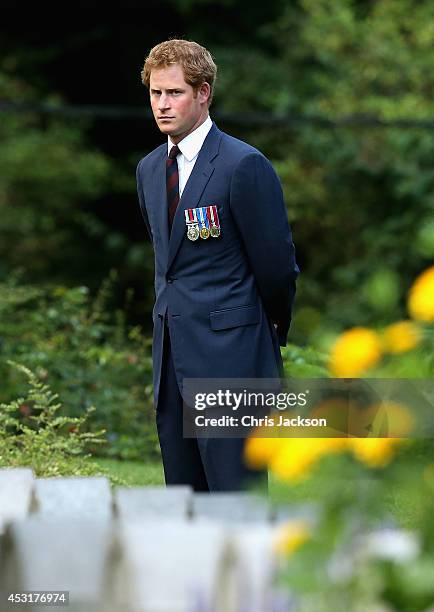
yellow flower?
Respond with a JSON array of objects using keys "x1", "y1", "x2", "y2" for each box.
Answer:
[
  {"x1": 382, "y1": 320, "x2": 421, "y2": 354},
  {"x1": 364, "y1": 402, "x2": 414, "y2": 438},
  {"x1": 313, "y1": 398, "x2": 365, "y2": 438},
  {"x1": 407, "y1": 267, "x2": 434, "y2": 323},
  {"x1": 349, "y1": 437, "x2": 401, "y2": 468},
  {"x1": 274, "y1": 520, "x2": 310, "y2": 556},
  {"x1": 270, "y1": 443, "x2": 319, "y2": 481},
  {"x1": 269, "y1": 437, "x2": 348, "y2": 482},
  {"x1": 244, "y1": 435, "x2": 283, "y2": 470},
  {"x1": 329, "y1": 327, "x2": 382, "y2": 377}
]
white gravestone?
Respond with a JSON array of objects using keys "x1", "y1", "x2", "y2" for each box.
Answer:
[
  {"x1": 230, "y1": 524, "x2": 279, "y2": 612},
  {"x1": 0, "y1": 468, "x2": 35, "y2": 534},
  {"x1": 192, "y1": 492, "x2": 272, "y2": 523},
  {"x1": 108, "y1": 519, "x2": 240, "y2": 612},
  {"x1": 114, "y1": 485, "x2": 193, "y2": 520},
  {"x1": 33, "y1": 476, "x2": 112, "y2": 519},
  {"x1": 0, "y1": 518, "x2": 116, "y2": 612}
]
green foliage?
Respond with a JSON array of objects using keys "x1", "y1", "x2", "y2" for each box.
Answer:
[
  {"x1": 278, "y1": 0, "x2": 434, "y2": 119},
  {"x1": 0, "y1": 273, "x2": 158, "y2": 461},
  {"x1": 272, "y1": 440, "x2": 434, "y2": 611},
  {"x1": 0, "y1": 72, "x2": 112, "y2": 284},
  {"x1": 0, "y1": 360, "x2": 107, "y2": 478},
  {"x1": 212, "y1": 0, "x2": 434, "y2": 342},
  {"x1": 269, "y1": 279, "x2": 434, "y2": 611},
  {"x1": 2, "y1": 1, "x2": 433, "y2": 345},
  {"x1": 282, "y1": 343, "x2": 329, "y2": 377}
]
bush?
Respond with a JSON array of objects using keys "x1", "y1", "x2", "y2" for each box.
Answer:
[
  {"x1": 0, "y1": 361, "x2": 109, "y2": 478},
  {"x1": 0, "y1": 272, "x2": 158, "y2": 461}
]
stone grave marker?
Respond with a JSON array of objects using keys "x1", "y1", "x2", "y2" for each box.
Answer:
[
  {"x1": 0, "y1": 468, "x2": 35, "y2": 534},
  {"x1": 192, "y1": 491, "x2": 272, "y2": 523},
  {"x1": 271, "y1": 501, "x2": 317, "y2": 526},
  {"x1": 229, "y1": 524, "x2": 279, "y2": 612},
  {"x1": 32, "y1": 476, "x2": 112, "y2": 519},
  {"x1": 0, "y1": 518, "x2": 116, "y2": 612},
  {"x1": 108, "y1": 519, "x2": 239, "y2": 612},
  {"x1": 114, "y1": 485, "x2": 193, "y2": 520}
]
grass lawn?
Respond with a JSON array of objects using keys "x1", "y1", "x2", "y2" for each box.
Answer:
[
  {"x1": 92, "y1": 458, "x2": 165, "y2": 486},
  {"x1": 92, "y1": 457, "x2": 419, "y2": 528},
  {"x1": 93, "y1": 458, "x2": 279, "y2": 494},
  {"x1": 90, "y1": 457, "x2": 327, "y2": 500}
]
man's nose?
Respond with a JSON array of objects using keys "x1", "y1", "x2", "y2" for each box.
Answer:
[{"x1": 158, "y1": 94, "x2": 170, "y2": 110}]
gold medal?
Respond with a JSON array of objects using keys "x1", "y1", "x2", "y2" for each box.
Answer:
[
  {"x1": 200, "y1": 226, "x2": 210, "y2": 239},
  {"x1": 197, "y1": 207, "x2": 210, "y2": 239}
]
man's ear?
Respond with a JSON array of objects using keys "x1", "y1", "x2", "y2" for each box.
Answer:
[{"x1": 198, "y1": 82, "x2": 211, "y2": 105}]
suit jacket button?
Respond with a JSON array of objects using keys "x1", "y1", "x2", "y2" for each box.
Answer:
[{"x1": 167, "y1": 277, "x2": 173, "y2": 284}]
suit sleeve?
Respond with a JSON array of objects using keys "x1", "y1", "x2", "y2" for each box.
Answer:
[
  {"x1": 229, "y1": 152, "x2": 299, "y2": 346},
  {"x1": 136, "y1": 159, "x2": 153, "y2": 246}
]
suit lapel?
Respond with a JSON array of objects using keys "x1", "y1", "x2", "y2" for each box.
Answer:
[
  {"x1": 167, "y1": 124, "x2": 221, "y2": 271},
  {"x1": 152, "y1": 147, "x2": 170, "y2": 260}
]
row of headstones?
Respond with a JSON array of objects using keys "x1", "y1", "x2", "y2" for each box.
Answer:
[{"x1": 0, "y1": 468, "x2": 310, "y2": 612}]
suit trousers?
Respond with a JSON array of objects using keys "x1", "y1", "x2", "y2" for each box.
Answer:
[{"x1": 156, "y1": 325, "x2": 268, "y2": 492}]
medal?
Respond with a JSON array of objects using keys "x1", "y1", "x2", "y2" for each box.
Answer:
[
  {"x1": 187, "y1": 226, "x2": 200, "y2": 241},
  {"x1": 184, "y1": 209, "x2": 200, "y2": 241},
  {"x1": 198, "y1": 207, "x2": 210, "y2": 239},
  {"x1": 208, "y1": 205, "x2": 221, "y2": 238},
  {"x1": 184, "y1": 206, "x2": 221, "y2": 242}
]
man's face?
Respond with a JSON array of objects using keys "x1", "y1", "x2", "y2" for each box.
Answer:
[{"x1": 149, "y1": 64, "x2": 210, "y2": 144}]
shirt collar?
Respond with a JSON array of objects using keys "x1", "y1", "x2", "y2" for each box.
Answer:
[{"x1": 167, "y1": 115, "x2": 213, "y2": 161}]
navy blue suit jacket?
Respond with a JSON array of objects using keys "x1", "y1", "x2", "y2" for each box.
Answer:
[{"x1": 136, "y1": 123, "x2": 299, "y2": 408}]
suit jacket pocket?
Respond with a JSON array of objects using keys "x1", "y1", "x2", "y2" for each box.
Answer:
[{"x1": 209, "y1": 304, "x2": 260, "y2": 331}]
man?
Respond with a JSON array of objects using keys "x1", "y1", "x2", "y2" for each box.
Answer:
[{"x1": 136, "y1": 39, "x2": 298, "y2": 492}]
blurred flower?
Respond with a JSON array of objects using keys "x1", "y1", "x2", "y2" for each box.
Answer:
[
  {"x1": 244, "y1": 435, "x2": 283, "y2": 470},
  {"x1": 245, "y1": 430, "x2": 347, "y2": 482},
  {"x1": 329, "y1": 327, "x2": 382, "y2": 377},
  {"x1": 364, "y1": 401, "x2": 414, "y2": 437},
  {"x1": 313, "y1": 397, "x2": 362, "y2": 437},
  {"x1": 270, "y1": 443, "x2": 319, "y2": 481},
  {"x1": 382, "y1": 320, "x2": 421, "y2": 354},
  {"x1": 407, "y1": 266, "x2": 434, "y2": 323},
  {"x1": 268, "y1": 437, "x2": 347, "y2": 482},
  {"x1": 349, "y1": 438, "x2": 401, "y2": 468},
  {"x1": 348, "y1": 401, "x2": 387, "y2": 438},
  {"x1": 246, "y1": 430, "x2": 403, "y2": 485},
  {"x1": 274, "y1": 520, "x2": 310, "y2": 556},
  {"x1": 362, "y1": 528, "x2": 419, "y2": 563}
]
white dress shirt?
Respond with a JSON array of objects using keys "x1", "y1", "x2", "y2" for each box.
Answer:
[{"x1": 167, "y1": 115, "x2": 213, "y2": 196}]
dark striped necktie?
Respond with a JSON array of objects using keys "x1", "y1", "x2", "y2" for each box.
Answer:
[{"x1": 166, "y1": 144, "x2": 180, "y2": 230}]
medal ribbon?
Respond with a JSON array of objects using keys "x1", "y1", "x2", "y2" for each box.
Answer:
[
  {"x1": 198, "y1": 207, "x2": 207, "y2": 232},
  {"x1": 211, "y1": 205, "x2": 220, "y2": 229}
]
